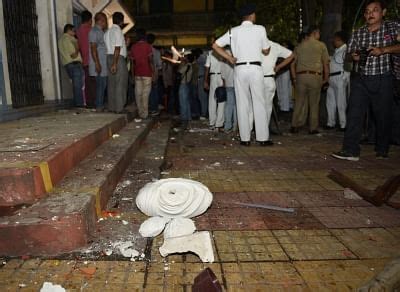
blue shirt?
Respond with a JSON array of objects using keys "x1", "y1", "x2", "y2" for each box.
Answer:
[{"x1": 89, "y1": 25, "x2": 107, "y2": 77}]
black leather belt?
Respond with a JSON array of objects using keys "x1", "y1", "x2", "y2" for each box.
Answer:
[
  {"x1": 236, "y1": 61, "x2": 261, "y2": 66},
  {"x1": 209, "y1": 72, "x2": 221, "y2": 75},
  {"x1": 69, "y1": 61, "x2": 82, "y2": 65},
  {"x1": 329, "y1": 71, "x2": 343, "y2": 77},
  {"x1": 264, "y1": 75, "x2": 275, "y2": 78}
]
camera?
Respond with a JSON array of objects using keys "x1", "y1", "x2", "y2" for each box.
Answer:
[{"x1": 357, "y1": 48, "x2": 372, "y2": 69}]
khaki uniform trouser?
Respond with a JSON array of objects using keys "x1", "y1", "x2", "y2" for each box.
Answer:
[
  {"x1": 135, "y1": 76, "x2": 152, "y2": 119},
  {"x1": 291, "y1": 74, "x2": 322, "y2": 131}
]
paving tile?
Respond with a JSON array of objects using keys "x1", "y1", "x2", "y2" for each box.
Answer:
[
  {"x1": 294, "y1": 259, "x2": 389, "y2": 291},
  {"x1": 307, "y1": 207, "x2": 380, "y2": 228},
  {"x1": 331, "y1": 228, "x2": 400, "y2": 259},
  {"x1": 214, "y1": 231, "x2": 288, "y2": 262},
  {"x1": 354, "y1": 206, "x2": 400, "y2": 227},
  {"x1": 247, "y1": 192, "x2": 302, "y2": 207},
  {"x1": 260, "y1": 208, "x2": 325, "y2": 230},
  {"x1": 291, "y1": 191, "x2": 372, "y2": 207},
  {"x1": 273, "y1": 230, "x2": 356, "y2": 260}
]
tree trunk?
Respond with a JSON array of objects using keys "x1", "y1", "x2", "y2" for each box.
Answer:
[
  {"x1": 321, "y1": 0, "x2": 343, "y2": 54},
  {"x1": 301, "y1": 0, "x2": 318, "y2": 29}
]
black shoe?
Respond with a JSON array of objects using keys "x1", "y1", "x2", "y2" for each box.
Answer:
[
  {"x1": 376, "y1": 152, "x2": 389, "y2": 159},
  {"x1": 309, "y1": 130, "x2": 320, "y2": 135},
  {"x1": 331, "y1": 150, "x2": 360, "y2": 161},
  {"x1": 290, "y1": 127, "x2": 299, "y2": 134},
  {"x1": 323, "y1": 125, "x2": 335, "y2": 130},
  {"x1": 338, "y1": 127, "x2": 346, "y2": 132},
  {"x1": 257, "y1": 140, "x2": 274, "y2": 146},
  {"x1": 240, "y1": 141, "x2": 251, "y2": 146}
]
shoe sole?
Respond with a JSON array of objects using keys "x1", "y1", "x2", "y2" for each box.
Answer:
[{"x1": 331, "y1": 153, "x2": 359, "y2": 161}]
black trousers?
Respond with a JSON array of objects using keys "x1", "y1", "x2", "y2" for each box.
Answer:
[{"x1": 343, "y1": 72, "x2": 393, "y2": 155}]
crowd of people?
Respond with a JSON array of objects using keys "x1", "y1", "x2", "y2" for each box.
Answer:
[{"x1": 58, "y1": 0, "x2": 399, "y2": 160}]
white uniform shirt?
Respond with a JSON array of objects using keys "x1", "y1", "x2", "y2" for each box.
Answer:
[
  {"x1": 262, "y1": 42, "x2": 292, "y2": 76},
  {"x1": 216, "y1": 21, "x2": 270, "y2": 63},
  {"x1": 220, "y1": 61, "x2": 235, "y2": 87},
  {"x1": 330, "y1": 44, "x2": 347, "y2": 73},
  {"x1": 205, "y1": 51, "x2": 221, "y2": 74},
  {"x1": 104, "y1": 24, "x2": 127, "y2": 57}
]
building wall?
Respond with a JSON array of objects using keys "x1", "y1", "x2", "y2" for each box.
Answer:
[{"x1": 0, "y1": 0, "x2": 12, "y2": 107}]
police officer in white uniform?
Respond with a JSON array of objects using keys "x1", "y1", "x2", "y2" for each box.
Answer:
[
  {"x1": 261, "y1": 41, "x2": 294, "y2": 144},
  {"x1": 204, "y1": 51, "x2": 225, "y2": 130},
  {"x1": 212, "y1": 4, "x2": 271, "y2": 146},
  {"x1": 326, "y1": 31, "x2": 350, "y2": 131}
]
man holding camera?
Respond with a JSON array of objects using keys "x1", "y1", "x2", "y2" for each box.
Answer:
[{"x1": 332, "y1": 0, "x2": 400, "y2": 161}]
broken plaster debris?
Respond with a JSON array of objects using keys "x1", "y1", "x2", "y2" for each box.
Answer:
[
  {"x1": 136, "y1": 178, "x2": 213, "y2": 218},
  {"x1": 113, "y1": 241, "x2": 139, "y2": 258},
  {"x1": 40, "y1": 282, "x2": 66, "y2": 292},
  {"x1": 112, "y1": 134, "x2": 120, "y2": 139},
  {"x1": 159, "y1": 231, "x2": 215, "y2": 263},
  {"x1": 164, "y1": 218, "x2": 196, "y2": 239},
  {"x1": 344, "y1": 188, "x2": 362, "y2": 200},
  {"x1": 139, "y1": 216, "x2": 171, "y2": 238}
]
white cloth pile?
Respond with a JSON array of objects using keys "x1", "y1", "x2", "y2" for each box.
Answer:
[{"x1": 136, "y1": 178, "x2": 214, "y2": 262}]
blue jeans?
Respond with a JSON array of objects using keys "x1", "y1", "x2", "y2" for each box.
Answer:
[
  {"x1": 95, "y1": 76, "x2": 107, "y2": 109},
  {"x1": 224, "y1": 87, "x2": 237, "y2": 131},
  {"x1": 65, "y1": 62, "x2": 84, "y2": 107},
  {"x1": 179, "y1": 83, "x2": 191, "y2": 122},
  {"x1": 198, "y1": 76, "x2": 208, "y2": 117},
  {"x1": 190, "y1": 84, "x2": 200, "y2": 118},
  {"x1": 149, "y1": 82, "x2": 159, "y2": 112}
]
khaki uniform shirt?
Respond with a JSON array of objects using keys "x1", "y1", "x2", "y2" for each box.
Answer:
[
  {"x1": 58, "y1": 33, "x2": 82, "y2": 66},
  {"x1": 294, "y1": 38, "x2": 329, "y2": 73}
]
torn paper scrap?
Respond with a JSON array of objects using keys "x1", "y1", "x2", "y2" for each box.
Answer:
[
  {"x1": 159, "y1": 231, "x2": 215, "y2": 263},
  {"x1": 40, "y1": 282, "x2": 66, "y2": 292}
]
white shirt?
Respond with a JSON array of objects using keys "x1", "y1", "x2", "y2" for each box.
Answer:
[
  {"x1": 104, "y1": 24, "x2": 127, "y2": 57},
  {"x1": 262, "y1": 42, "x2": 292, "y2": 75},
  {"x1": 216, "y1": 21, "x2": 271, "y2": 63},
  {"x1": 221, "y1": 61, "x2": 234, "y2": 87},
  {"x1": 205, "y1": 51, "x2": 221, "y2": 74},
  {"x1": 330, "y1": 44, "x2": 347, "y2": 73}
]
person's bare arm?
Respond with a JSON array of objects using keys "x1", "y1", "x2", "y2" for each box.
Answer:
[
  {"x1": 111, "y1": 46, "x2": 121, "y2": 74},
  {"x1": 369, "y1": 44, "x2": 400, "y2": 56},
  {"x1": 275, "y1": 53, "x2": 294, "y2": 72},
  {"x1": 212, "y1": 43, "x2": 236, "y2": 65},
  {"x1": 90, "y1": 43, "x2": 101, "y2": 74},
  {"x1": 323, "y1": 61, "x2": 330, "y2": 84}
]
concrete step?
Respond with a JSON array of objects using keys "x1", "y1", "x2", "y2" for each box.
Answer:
[
  {"x1": 0, "y1": 111, "x2": 132, "y2": 207},
  {"x1": 0, "y1": 120, "x2": 153, "y2": 256}
]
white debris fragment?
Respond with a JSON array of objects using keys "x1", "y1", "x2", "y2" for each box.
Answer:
[
  {"x1": 122, "y1": 220, "x2": 129, "y2": 225},
  {"x1": 51, "y1": 216, "x2": 58, "y2": 221},
  {"x1": 121, "y1": 197, "x2": 134, "y2": 201},
  {"x1": 136, "y1": 178, "x2": 213, "y2": 218},
  {"x1": 112, "y1": 134, "x2": 120, "y2": 139},
  {"x1": 40, "y1": 282, "x2": 66, "y2": 292},
  {"x1": 104, "y1": 249, "x2": 113, "y2": 256},
  {"x1": 140, "y1": 253, "x2": 145, "y2": 258},
  {"x1": 164, "y1": 218, "x2": 196, "y2": 239},
  {"x1": 343, "y1": 188, "x2": 362, "y2": 200},
  {"x1": 136, "y1": 126, "x2": 141, "y2": 129},
  {"x1": 134, "y1": 119, "x2": 142, "y2": 123},
  {"x1": 159, "y1": 231, "x2": 215, "y2": 263},
  {"x1": 160, "y1": 171, "x2": 170, "y2": 175},
  {"x1": 113, "y1": 241, "x2": 139, "y2": 258},
  {"x1": 98, "y1": 218, "x2": 105, "y2": 222},
  {"x1": 120, "y1": 180, "x2": 132, "y2": 188},
  {"x1": 139, "y1": 217, "x2": 171, "y2": 237},
  {"x1": 19, "y1": 284, "x2": 27, "y2": 288},
  {"x1": 212, "y1": 162, "x2": 221, "y2": 167},
  {"x1": 236, "y1": 161, "x2": 245, "y2": 165}
]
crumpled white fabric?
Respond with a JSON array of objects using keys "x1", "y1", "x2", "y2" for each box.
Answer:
[
  {"x1": 136, "y1": 178, "x2": 213, "y2": 218},
  {"x1": 164, "y1": 218, "x2": 196, "y2": 239}
]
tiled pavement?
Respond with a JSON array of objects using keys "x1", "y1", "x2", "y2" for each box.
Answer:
[{"x1": 1, "y1": 122, "x2": 400, "y2": 291}]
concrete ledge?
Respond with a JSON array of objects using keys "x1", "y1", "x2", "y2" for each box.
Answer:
[
  {"x1": 0, "y1": 115, "x2": 128, "y2": 207},
  {"x1": 0, "y1": 120, "x2": 153, "y2": 256},
  {"x1": 0, "y1": 192, "x2": 96, "y2": 256}
]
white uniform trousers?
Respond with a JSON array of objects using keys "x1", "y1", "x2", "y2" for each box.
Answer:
[
  {"x1": 263, "y1": 77, "x2": 277, "y2": 141},
  {"x1": 208, "y1": 74, "x2": 225, "y2": 128},
  {"x1": 234, "y1": 65, "x2": 268, "y2": 142},
  {"x1": 326, "y1": 73, "x2": 350, "y2": 128},
  {"x1": 276, "y1": 71, "x2": 292, "y2": 111}
]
